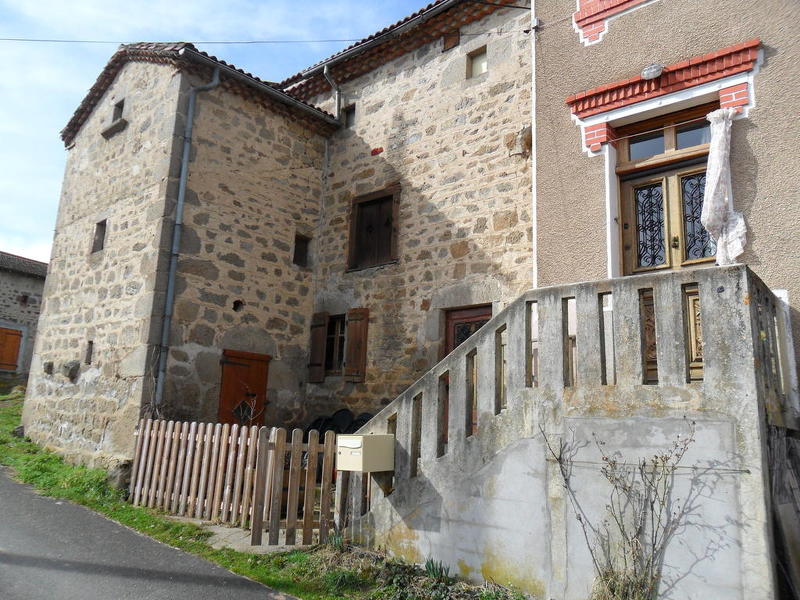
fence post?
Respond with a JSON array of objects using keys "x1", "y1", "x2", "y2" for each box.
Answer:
[
  {"x1": 268, "y1": 428, "x2": 288, "y2": 545},
  {"x1": 178, "y1": 421, "x2": 197, "y2": 516},
  {"x1": 334, "y1": 470, "x2": 351, "y2": 533},
  {"x1": 132, "y1": 418, "x2": 152, "y2": 505},
  {"x1": 239, "y1": 425, "x2": 259, "y2": 528},
  {"x1": 302, "y1": 430, "x2": 320, "y2": 545},
  {"x1": 250, "y1": 427, "x2": 270, "y2": 546},
  {"x1": 284, "y1": 428, "x2": 304, "y2": 545},
  {"x1": 129, "y1": 419, "x2": 145, "y2": 500},
  {"x1": 319, "y1": 430, "x2": 336, "y2": 543}
]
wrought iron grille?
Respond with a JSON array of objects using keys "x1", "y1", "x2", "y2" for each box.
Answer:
[
  {"x1": 454, "y1": 320, "x2": 490, "y2": 348},
  {"x1": 681, "y1": 172, "x2": 716, "y2": 260},
  {"x1": 635, "y1": 183, "x2": 666, "y2": 268}
]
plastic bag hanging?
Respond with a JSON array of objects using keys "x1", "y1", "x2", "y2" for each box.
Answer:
[{"x1": 701, "y1": 108, "x2": 747, "y2": 265}]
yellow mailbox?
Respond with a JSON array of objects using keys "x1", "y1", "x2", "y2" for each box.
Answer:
[{"x1": 336, "y1": 434, "x2": 395, "y2": 472}]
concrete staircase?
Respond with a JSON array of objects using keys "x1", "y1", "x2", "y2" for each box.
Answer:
[{"x1": 341, "y1": 265, "x2": 792, "y2": 600}]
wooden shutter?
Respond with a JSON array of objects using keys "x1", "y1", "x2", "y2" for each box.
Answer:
[
  {"x1": 0, "y1": 327, "x2": 23, "y2": 371},
  {"x1": 308, "y1": 312, "x2": 329, "y2": 383},
  {"x1": 344, "y1": 308, "x2": 369, "y2": 383}
]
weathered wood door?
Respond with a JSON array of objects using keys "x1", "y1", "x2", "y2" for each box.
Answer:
[
  {"x1": 441, "y1": 305, "x2": 492, "y2": 443},
  {"x1": 444, "y1": 305, "x2": 492, "y2": 356},
  {"x1": 218, "y1": 349, "x2": 270, "y2": 426},
  {"x1": 0, "y1": 327, "x2": 22, "y2": 372}
]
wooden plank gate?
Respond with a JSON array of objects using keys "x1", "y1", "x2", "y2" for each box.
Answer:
[
  {"x1": 128, "y1": 419, "x2": 337, "y2": 546},
  {"x1": 249, "y1": 427, "x2": 337, "y2": 546}
]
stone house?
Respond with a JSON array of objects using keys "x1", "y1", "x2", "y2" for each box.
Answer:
[
  {"x1": 22, "y1": 0, "x2": 800, "y2": 596},
  {"x1": 0, "y1": 251, "x2": 47, "y2": 380},
  {"x1": 23, "y1": 2, "x2": 533, "y2": 466}
]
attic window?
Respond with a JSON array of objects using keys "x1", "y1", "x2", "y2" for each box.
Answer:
[
  {"x1": 467, "y1": 47, "x2": 488, "y2": 79},
  {"x1": 91, "y1": 219, "x2": 107, "y2": 253},
  {"x1": 113, "y1": 99, "x2": 124, "y2": 122},
  {"x1": 101, "y1": 100, "x2": 129, "y2": 139},
  {"x1": 344, "y1": 105, "x2": 356, "y2": 128}
]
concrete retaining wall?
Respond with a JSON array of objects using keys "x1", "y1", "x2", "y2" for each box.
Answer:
[{"x1": 347, "y1": 265, "x2": 785, "y2": 599}]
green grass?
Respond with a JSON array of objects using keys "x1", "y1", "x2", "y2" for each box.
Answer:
[{"x1": 0, "y1": 390, "x2": 529, "y2": 600}]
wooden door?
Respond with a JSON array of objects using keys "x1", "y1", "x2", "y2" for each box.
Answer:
[
  {"x1": 218, "y1": 350, "x2": 270, "y2": 426},
  {"x1": 621, "y1": 165, "x2": 715, "y2": 275},
  {"x1": 441, "y1": 305, "x2": 492, "y2": 443},
  {"x1": 445, "y1": 305, "x2": 492, "y2": 355},
  {"x1": 0, "y1": 327, "x2": 22, "y2": 372}
]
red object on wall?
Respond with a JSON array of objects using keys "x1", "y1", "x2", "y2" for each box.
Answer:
[
  {"x1": 584, "y1": 122, "x2": 618, "y2": 152},
  {"x1": 719, "y1": 83, "x2": 750, "y2": 112},
  {"x1": 371, "y1": 147, "x2": 384, "y2": 156},
  {"x1": 573, "y1": 0, "x2": 653, "y2": 44}
]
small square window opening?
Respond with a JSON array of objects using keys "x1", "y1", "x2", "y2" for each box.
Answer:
[
  {"x1": 467, "y1": 47, "x2": 488, "y2": 79},
  {"x1": 344, "y1": 105, "x2": 356, "y2": 128},
  {"x1": 293, "y1": 234, "x2": 310, "y2": 267},
  {"x1": 91, "y1": 219, "x2": 107, "y2": 253},
  {"x1": 113, "y1": 100, "x2": 124, "y2": 122}
]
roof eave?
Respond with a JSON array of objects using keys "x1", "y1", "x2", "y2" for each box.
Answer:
[
  {"x1": 179, "y1": 48, "x2": 340, "y2": 127},
  {"x1": 298, "y1": 0, "x2": 463, "y2": 79}
]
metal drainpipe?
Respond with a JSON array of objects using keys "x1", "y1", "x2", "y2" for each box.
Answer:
[
  {"x1": 530, "y1": 1, "x2": 539, "y2": 289},
  {"x1": 323, "y1": 65, "x2": 342, "y2": 120},
  {"x1": 153, "y1": 66, "x2": 221, "y2": 409}
]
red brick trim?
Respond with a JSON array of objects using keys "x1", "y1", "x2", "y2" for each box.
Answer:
[
  {"x1": 566, "y1": 39, "x2": 760, "y2": 119},
  {"x1": 573, "y1": 0, "x2": 653, "y2": 44},
  {"x1": 719, "y1": 83, "x2": 750, "y2": 111},
  {"x1": 584, "y1": 122, "x2": 617, "y2": 152}
]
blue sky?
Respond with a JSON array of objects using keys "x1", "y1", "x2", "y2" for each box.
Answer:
[{"x1": 0, "y1": 0, "x2": 427, "y2": 262}]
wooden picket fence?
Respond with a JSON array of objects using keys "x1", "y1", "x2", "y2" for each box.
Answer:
[{"x1": 128, "y1": 419, "x2": 337, "y2": 546}]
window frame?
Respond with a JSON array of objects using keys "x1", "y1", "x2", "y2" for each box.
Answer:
[
  {"x1": 343, "y1": 105, "x2": 356, "y2": 128},
  {"x1": 617, "y1": 103, "x2": 718, "y2": 276},
  {"x1": 615, "y1": 102, "x2": 717, "y2": 175},
  {"x1": 91, "y1": 219, "x2": 107, "y2": 254},
  {"x1": 467, "y1": 46, "x2": 488, "y2": 79},
  {"x1": 324, "y1": 314, "x2": 347, "y2": 376},
  {"x1": 293, "y1": 233, "x2": 311, "y2": 268},
  {"x1": 347, "y1": 184, "x2": 400, "y2": 271}
]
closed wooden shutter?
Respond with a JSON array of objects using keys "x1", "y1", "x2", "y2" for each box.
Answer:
[
  {"x1": 344, "y1": 308, "x2": 369, "y2": 383},
  {"x1": 0, "y1": 327, "x2": 23, "y2": 372},
  {"x1": 308, "y1": 312, "x2": 329, "y2": 383}
]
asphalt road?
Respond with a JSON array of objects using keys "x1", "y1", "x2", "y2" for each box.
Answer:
[{"x1": 0, "y1": 468, "x2": 292, "y2": 600}]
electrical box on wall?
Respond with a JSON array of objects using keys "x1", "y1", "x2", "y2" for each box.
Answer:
[{"x1": 336, "y1": 434, "x2": 395, "y2": 473}]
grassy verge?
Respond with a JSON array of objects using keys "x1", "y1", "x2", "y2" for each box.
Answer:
[{"x1": 0, "y1": 390, "x2": 528, "y2": 600}]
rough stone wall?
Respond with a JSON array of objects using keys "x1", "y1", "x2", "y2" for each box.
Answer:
[
  {"x1": 161, "y1": 76, "x2": 327, "y2": 428},
  {"x1": 22, "y1": 61, "x2": 184, "y2": 467},
  {"x1": 305, "y1": 6, "x2": 533, "y2": 421},
  {"x1": 534, "y1": 0, "x2": 800, "y2": 378},
  {"x1": 0, "y1": 269, "x2": 45, "y2": 375}
]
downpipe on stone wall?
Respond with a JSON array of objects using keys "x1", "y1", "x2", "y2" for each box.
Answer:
[
  {"x1": 323, "y1": 65, "x2": 342, "y2": 120},
  {"x1": 530, "y1": 1, "x2": 539, "y2": 289},
  {"x1": 153, "y1": 66, "x2": 221, "y2": 410}
]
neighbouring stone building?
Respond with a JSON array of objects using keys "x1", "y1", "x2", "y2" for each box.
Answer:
[
  {"x1": 22, "y1": 0, "x2": 800, "y2": 597},
  {"x1": 0, "y1": 251, "x2": 47, "y2": 380}
]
